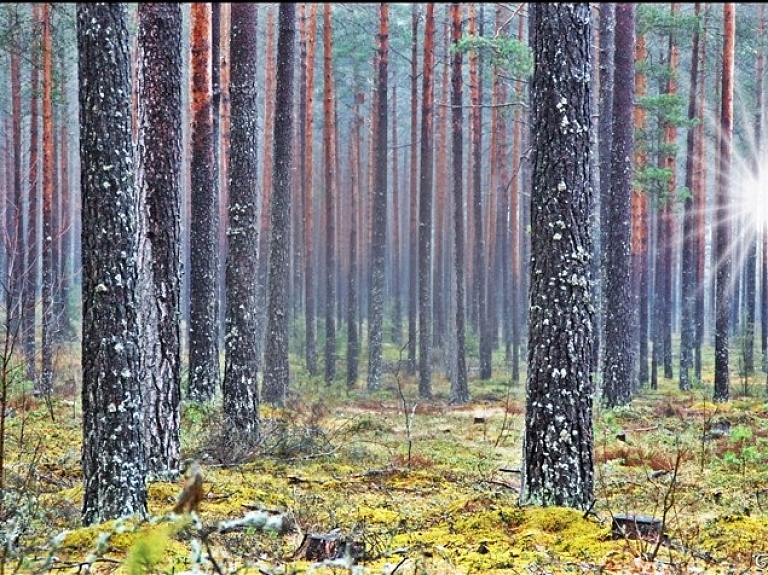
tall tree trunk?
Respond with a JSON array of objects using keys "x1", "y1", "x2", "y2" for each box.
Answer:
[
  {"x1": 601, "y1": 3, "x2": 635, "y2": 408},
  {"x1": 322, "y1": 3, "x2": 336, "y2": 385},
  {"x1": 418, "y1": 3, "x2": 435, "y2": 398},
  {"x1": 632, "y1": 30, "x2": 649, "y2": 388},
  {"x1": 188, "y1": 3, "x2": 220, "y2": 402},
  {"x1": 8, "y1": 19, "x2": 23, "y2": 347},
  {"x1": 136, "y1": 3, "x2": 183, "y2": 477},
  {"x1": 744, "y1": 4, "x2": 763, "y2": 378},
  {"x1": 468, "y1": 4, "x2": 491, "y2": 380},
  {"x1": 695, "y1": 5, "x2": 709, "y2": 380},
  {"x1": 41, "y1": 2, "x2": 54, "y2": 395},
  {"x1": 263, "y1": 3, "x2": 296, "y2": 406},
  {"x1": 347, "y1": 96, "x2": 363, "y2": 388},
  {"x1": 680, "y1": 3, "x2": 701, "y2": 391},
  {"x1": 223, "y1": 3, "x2": 260, "y2": 430},
  {"x1": 522, "y1": 2, "x2": 594, "y2": 510},
  {"x1": 391, "y1": 83, "x2": 402, "y2": 346},
  {"x1": 597, "y1": 3, "x2": 615, "y2": 381},
  {"x1": 407, "y1": 4, "x2": 419, "y2": 375},
  {"x1": 450, "y1": 3, "x2": 468, "y2": 405},
  {"x1": 367, "y1": 3, "x2": 389, "y2": 391},
  {"x1": 24, "y1": 5, "x2": 41, "y2": 386},
  {"x1": 78, "y1": 2, "x2": 147, "y2": 525},
  {"x1": 714, "y1": 3, "x2": 735, "y2": 402},
  {"x1": 212, "y1": 3, "x2": 222, "y2": 349},
  {"x1": 510, "y1": 14, "x2": 524, "y2": 384},
  {"x1": 258, "y1": 6, "x2": 276, "y2": 359},
  {"x1": 303, "y1": 3, "x2": 318, "y2": 377}
]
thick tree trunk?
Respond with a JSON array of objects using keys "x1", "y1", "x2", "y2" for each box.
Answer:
[
  {"x1": 78, "y1": 2, "x2": 147, "y2": 525},
  {"x1": 601, "y1": 3, "x2": 635, "y2": 408},
  {"x1": 522, "y1": 2, "x2": 595, "y2": 510},
  {"x1": 263, "y1": 3, "x2": 296, "y2": 404},
  {"x1": 136, "y1": 2, "x2": 184, "y2": 477}
]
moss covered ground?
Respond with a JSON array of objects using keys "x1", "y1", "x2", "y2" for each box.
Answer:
[{"x1": 3, "y1": 348, "x2": 768, "y2": 574}]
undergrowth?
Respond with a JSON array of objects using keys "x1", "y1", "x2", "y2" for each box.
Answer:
[{"x1": 2, "y1": 344, "x2": 768, "y2": 574}]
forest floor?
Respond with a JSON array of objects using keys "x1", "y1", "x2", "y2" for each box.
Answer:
[{"x1": 3, "y1": 346, "x2": 768, "y2": 574}]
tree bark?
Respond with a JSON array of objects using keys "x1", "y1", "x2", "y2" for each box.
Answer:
[
  {"x1": 136, "y1": 2, "x2": 184, "y2": 477},
  {"x1": 522, "y1": 2, "x2": 595, "y2": 510},
  {"x1": 263, "y1": 2, "x2": 296, "y2": 404},
  {"x1": 601, "y1": 3, "x2": 635, "y2": 408},
  {"x1": 78, "y1": 1, "x2": 147, "y2": 525},
  {"x1": 450, "y1": 3, "x2": 468, "y2": 405},
  {"x1": 367, "y1": 3, "x2": 389, "y2": 391},
  {"x1": 223, "y1": 2, "x2": 260, "y2": 432},
  {"x1": 188, "y1": 3, "x2": 220, "y2": 402},
  {"x1": 714, "y1": 3, "x2": 735, "y2": 402},
  {"x1": 418, "y1": 3, "x2": 435, "y2": 398}
]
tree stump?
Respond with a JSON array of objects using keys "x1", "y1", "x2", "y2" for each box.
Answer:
[
  {"x1": 295, "y1": 532, "x2": 364, "y2": 562},
  {"x1": 611, "y1": 514, "x2": 663, "y2": 541}
]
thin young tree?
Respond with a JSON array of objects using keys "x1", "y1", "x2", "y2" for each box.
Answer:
[
  {"x1": 303, "y1": 3, "x2": 319, "y2": 378},
  {"x1": 41, "y1": 2, "x2": 54, "y2": 394},
  {"x1": 680, "y1": 3, "x2": 701, "y2": 391},
  {"x1": 597, "y1": 3, "x2": 614, "y2": 373},
  {"x1": 322, "y1": 3, "x2": 336, "y2": 385},
  {"x1": 450, "y1": 2, "x2": 469, "y2": 405},
  {"x1": 601, "y1": 3, "x2": 636, "y2": 408},
  {"x1": 522, "y1": 2, "x2": 595, "y2": 510},
  {"x1": 367, "y1": 2, "x2": 389, "y2": 391},
  {"x1": 136, "y1": 2, "x2": 184, "y2": 477},
  {"x1": 188, "y1": 3, "x2": 220, "y2": 402},
  {"x1": 223, "y1": 2, "x2": 260, "y2": 432},
  {"x1": 714, "y1": 3, "x2": 735, "y2": 403},
  {"x1": 262, "y1": 2, "x2": 296, "y2": 405},
  {"x1": 78, "y1": 1, "x2": 147, "y2": 524},
  {"x1": 347, "y1": 95, "x2": 363, "y2": 388},
  {"x1": 468, "y1": 3, "x2": 490, "y2": 380},
  {"x1": 631, "y1": 29, "x2": 649, "y2": 387},
  {"x1": 418, "y1": 3, "x2": 435, "y2": 399},
  {"x1": 23, "y1": 4, "x2": 41, "y2": 386},
  {"x1": 407, "y1": 3, "x2": 419, "y2": 375}
]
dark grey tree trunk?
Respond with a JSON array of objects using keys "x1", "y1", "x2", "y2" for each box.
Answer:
[
  {"x1": 78, "y1": 1, "x2": 147, "y2": 525},
  {"x1": 223, "y1": 3, "x2": 260, "y2": 433},
  {"x1": 188, "y1": 3, "x2": 220, "y2": 402},
  {"x1": 367, "y1": 3, "x2": 389, "y2": 391},
  {"x1": 262, "y1": 2, "x2": 296, "y2": 405},
  {"x1": 601, "y1": 3, "x2": 635, "y2": 408},
  {"x1": 136, "y1": 2, "x2": 183, "y2": 478},
  {"x1": 680, "y1": 3, "x2": 701, "y2": 392},
  {"x1": 522, "y1": 2, "x2": 595, "y2": 510},
  {"x1": 596, "y1": 3, "x2": 614, "y2": 376},
  {"x1": 450, "y1": 3, "x2": 468, "y2": 405}
]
